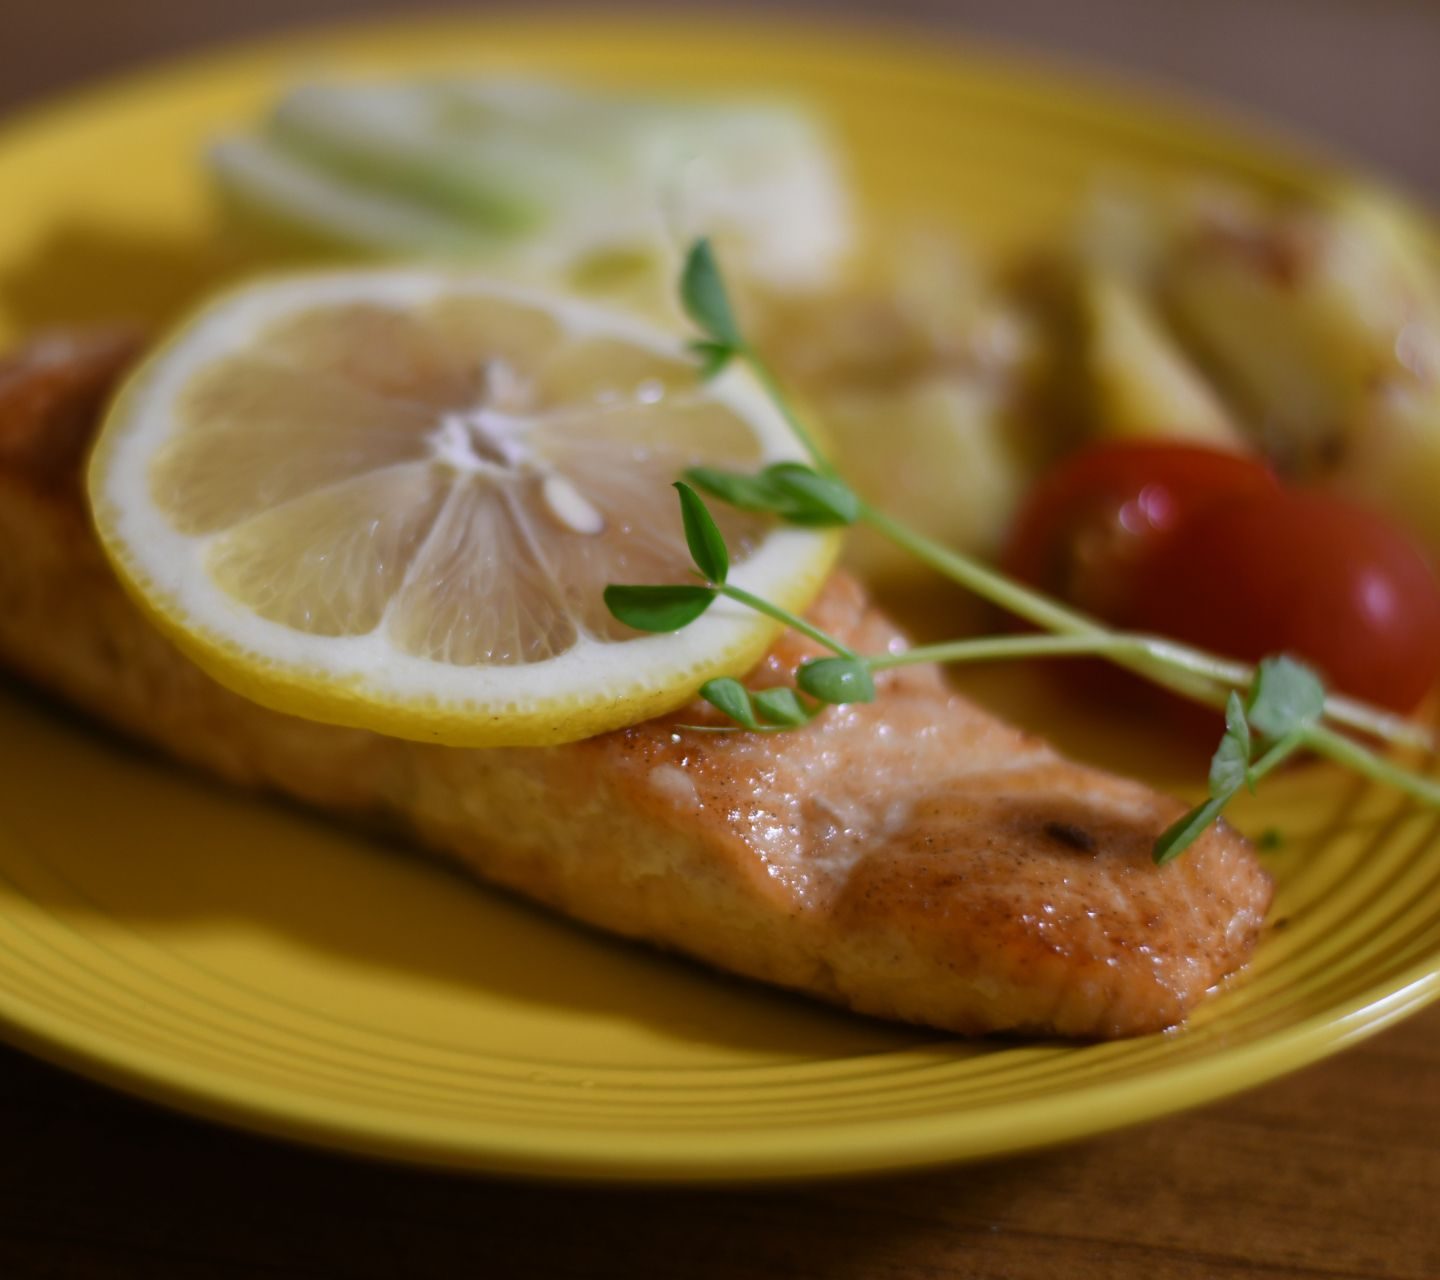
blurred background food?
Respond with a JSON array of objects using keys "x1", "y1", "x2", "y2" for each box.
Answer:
[
  {"x1": 8, "y1": 0, "x2": 1440, "y2": 704},
  {"x1": 8, "y1": 0, "x2": 1440, "y2": 203},
  {"x1": 210, "y1": 78, "x2": 853, "y2": 290},
  {"x1": 199, "y1": 67, "x2": 1440, "y2": 563}
]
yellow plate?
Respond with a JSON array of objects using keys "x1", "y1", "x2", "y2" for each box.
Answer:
[{"x1": 1, "y1": 14, "x2": 1438, "y2": 1183}]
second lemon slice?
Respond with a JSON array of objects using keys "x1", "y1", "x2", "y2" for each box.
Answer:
[{"x1": 88, "y1": 271, "x2": 839, "y2": 745}]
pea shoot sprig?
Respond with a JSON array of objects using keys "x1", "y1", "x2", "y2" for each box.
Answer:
[{"x1": 603, "y1": 239, "x2": 1440, "y2": 864}]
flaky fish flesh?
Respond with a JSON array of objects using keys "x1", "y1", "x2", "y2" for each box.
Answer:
[{"x1": 0, "y1": 332, "x2": 1271, "y2": 1037}]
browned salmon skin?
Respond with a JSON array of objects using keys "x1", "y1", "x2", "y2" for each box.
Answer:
[{"x1": 0, "y1": 333, "x2": 1271, "y2": 1038}]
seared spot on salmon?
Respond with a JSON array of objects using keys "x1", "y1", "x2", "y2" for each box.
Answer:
[{"x1": 1043, "y1": 821, "x2": 1097, "y2": 853}]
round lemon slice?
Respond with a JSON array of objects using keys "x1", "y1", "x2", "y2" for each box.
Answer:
[{"x1": 88, "y1": 271, "x2": 839, "y2": 746}]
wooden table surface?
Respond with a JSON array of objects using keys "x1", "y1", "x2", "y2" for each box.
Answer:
[
  {"x1": 2, "y1": 2, "x2": 1438, "y2": 1277},
  {"x1": 0, "y1": 1008, "x2": 1434, "y2": 1279}
]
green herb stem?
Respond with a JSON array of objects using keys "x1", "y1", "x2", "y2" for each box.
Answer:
[
  {"x1": 857, "y1": 501, "x2": 1096, "y2": 634},
  {"x1": 858, "y1": 499, "x2": 1435, "y2": 752},
  {"x1": 1316, "y1": 693, "x2": 1434, "y2": 752},
  {"x1": 1303, "y1": 722, "x2": 1440, "y2": 807},
  {"x1": 870, "y1": 632, "x2": 1219, "y2": 673},
  {"x1": 716, "y1": 583, "x2": 855, "y2": 658},
  {"x1": 1246, "y1": 733, "x2": 1307, "y2": 787},
  {"x1": 857, "y1": 500, "x2": 1228, "y2": 702},
  {"x1": 742, "y1": 349, "x2": 834, "y2": 475}
]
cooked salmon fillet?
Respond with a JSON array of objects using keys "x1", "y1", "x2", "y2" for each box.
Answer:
[{"x1": 0, "y1": 331, "x2": 1271, "y2": 1038}]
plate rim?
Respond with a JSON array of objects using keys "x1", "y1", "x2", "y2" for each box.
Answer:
[{"x1": 1, "y1": 898, "x2": 1434, "y2": 1183}]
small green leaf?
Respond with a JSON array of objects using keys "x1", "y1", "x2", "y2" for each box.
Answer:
[
  {"x1": 1244, "y1": 731, "x2": 1307, "y2": 790},
  {"x1": 685, "y1": 466, "x2": 822, "y2": 524},
  {"x1": 1209, "y1": 692, "x2": 1253, "y2": 797},
  {"x1": 688, "y1": 339, "x2": 734, "y2": 380},
  {"x1": 699, "y1": 677, "x2": 760, "y2": 729},
  {"x1": 604, "y1": 584, "x2": 715, "y2": 632},
  {"x1": 683, "y1": 464, "x2": 858, "y2": 527},
  {"x1": 797, "y1": 657, "x2": 876, "y2": 705},
  {"x1": 1153, "y1": 794, "x2": 1229, "y2": 865},
  {"x1": 1209, "y1": 734, "x2": 1250, "y2": 799},
  {"x1": 680, "y1": 238, "x2": 743, "y2": 348},
  {"x1": 674, "y1": 482, "x2": 728, "y2": 584},
  {"x1": 1247, "y1": 655, "x2": 1325, "y2": 741},
  {"x1": 751, "y1": 686, "x2": 816, "y2": 727},
  {"x1": 684, "y1": 466, "x2": 788, "y2": 513},
  {"x1": 1225, "y1": 690, "x2": 1251, "y2": 758},
  {"x1": 761, "y1": 463, "x2": 861, "y2": 526}
]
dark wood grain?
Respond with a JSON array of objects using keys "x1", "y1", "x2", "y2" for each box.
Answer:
[
  {"x1": 2, "y1": 2, "x2": 1438, "y2": 1277},
  {"x1": 0, "y1": 1007, "x2": 1436, "y2": 1280}
]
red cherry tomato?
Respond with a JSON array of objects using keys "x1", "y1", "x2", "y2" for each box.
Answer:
[
  {"x1": 1128, "y1": 489, "x2": 1440, "y2": 712},
  {"x1": 1002, "y1": 443, "x2": 1280, "y2": 621}
]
